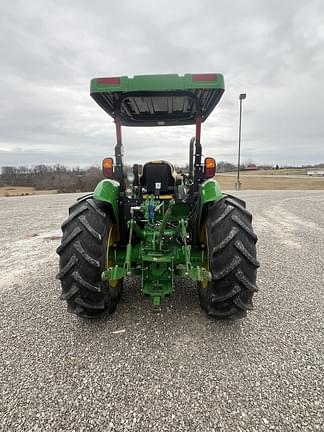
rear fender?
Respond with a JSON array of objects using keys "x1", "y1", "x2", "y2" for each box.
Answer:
[
  {"x1": 93, "y1": 179, "x2": 120, "y2": 222},
  {"x1": 198, "y1": 178, "x2": 223, "y2": 225}
]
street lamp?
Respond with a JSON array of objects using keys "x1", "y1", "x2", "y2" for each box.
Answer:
[{"x1": 235, "y1": 93, "x2": 247, "y2": 191}]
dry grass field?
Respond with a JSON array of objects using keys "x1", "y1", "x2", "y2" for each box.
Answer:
[
  {"x1": 216, "y1": 175, "x2": 324, "y2": 190},
  {"x1": 216, "y1": 174, "x2": 324, "y2": 190},
  {"x1": 0, "y1": 186, "x2": 58, "y2": 197},
  {"x1": 233, "y1": 168, "x2": 309, "y2": 176}
]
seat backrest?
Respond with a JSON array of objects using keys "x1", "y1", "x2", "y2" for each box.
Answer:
[{"x1": 141, "y1": 162, "x2": 175, "y2": 194}]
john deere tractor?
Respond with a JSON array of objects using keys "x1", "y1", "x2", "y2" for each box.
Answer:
[{"x1": 56, "y1": 73, "x2": 259, "y2": 319}]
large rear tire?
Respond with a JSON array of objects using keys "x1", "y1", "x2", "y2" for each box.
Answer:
[
  {"x1": 56, "y1": 196, "x2": 122, "y2": 318},
  {"x1": 198, "y1": 196, "x2": 259, "y2": 319}
]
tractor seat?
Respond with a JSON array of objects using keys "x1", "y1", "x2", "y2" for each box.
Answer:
[{"x1": 140, "y1": 161, "x2": 176, "y2": 195}]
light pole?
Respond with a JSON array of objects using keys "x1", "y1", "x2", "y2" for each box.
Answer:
[{"x1": 235, "y1": 93, "x2": 246, "y2": 191}]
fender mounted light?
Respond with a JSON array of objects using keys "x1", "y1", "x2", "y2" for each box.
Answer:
[
  {"x1": 204, "y1": 157, "x2": 216, "y2": 178},
  {"x1": 102, "y1": 157, "x2": 113, "y2": 178}
]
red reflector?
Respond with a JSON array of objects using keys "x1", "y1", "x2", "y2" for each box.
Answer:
[
  {"x1": 192, "y1": 74, "x2": 217, "y2": 82},
  {"x1": 97, "y1": 77, "x2": 120, "y2": 85}
]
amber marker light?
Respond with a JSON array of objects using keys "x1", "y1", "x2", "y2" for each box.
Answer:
[
  {"x1": 204, "y1": 157, "x2": 216, "y2": 178},
  {"x1": 102, "y1": 157, "x2": 113, "y2": 178}
]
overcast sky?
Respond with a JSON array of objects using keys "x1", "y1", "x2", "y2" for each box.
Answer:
[{"x1": 0, "y1": 0, "x2": 323, "y2": 167}]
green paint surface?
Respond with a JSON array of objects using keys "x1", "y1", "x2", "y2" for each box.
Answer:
[
  {"x1": 93, "y1": 179, "x2": 120, "y2": 221},
  {"x1": 199, "y1": 178, "x2": 223, "y2": 223},
  {"x1": 90, "y1": 73, "x2": 224, "y2": 94}
]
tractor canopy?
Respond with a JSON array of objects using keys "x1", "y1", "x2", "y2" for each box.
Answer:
[{"x1": 90, "y1": 73, "x2": 225, "y2": 126}]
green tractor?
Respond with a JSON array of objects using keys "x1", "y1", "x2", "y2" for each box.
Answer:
[{"x1": 56, "y1": 73, "x2": 259, "y2": 319}]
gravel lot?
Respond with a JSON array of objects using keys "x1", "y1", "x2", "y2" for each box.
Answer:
[{"x1": 0, "y1": 190, "x2": 323, "y2": 431}]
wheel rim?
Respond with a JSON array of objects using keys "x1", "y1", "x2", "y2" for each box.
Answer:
[
  {"x1": 106, "y1": 224, "x2": 119, "y2": 288},
  {"x1": 200, "y1": 224, "x2": 209, "y2": 289}
]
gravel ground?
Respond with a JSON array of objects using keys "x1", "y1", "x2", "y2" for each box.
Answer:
[{"x1": 0, "y1": 190, "x2": 323, "y2": 432}]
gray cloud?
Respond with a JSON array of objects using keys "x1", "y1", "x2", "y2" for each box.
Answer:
[{"x1": 0, "y1": 0, "x2": 323, "y2": 167}]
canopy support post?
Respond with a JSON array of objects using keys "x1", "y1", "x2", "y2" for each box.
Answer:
[
  {"x1": 193, "y1": 114, "x2": 203, "y2": 192},
  {"x1": 114, "y1": 113, "x2": 125, "y2": 191}
]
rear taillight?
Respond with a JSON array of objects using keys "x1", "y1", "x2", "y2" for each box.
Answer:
[
  {"x1": 192, "y1": 74, "x2": 217, "y2": 82},
  {"x1": 102, "y1": 158, "x2": 113, "y2": 178},
  {"x1": 97, "y1": 77, "x2": 120, "y2": 85},
  {"x1": 204, "y1": 157, "x2": 216, "y2": 178}
]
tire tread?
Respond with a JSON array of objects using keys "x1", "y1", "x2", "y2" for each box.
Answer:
[
  {"x1": 198, "y1": 197, "x2": 259, "y2": 320},
  {"x1": 56, "y1": 197, "x2": 122, "y2": 318}
]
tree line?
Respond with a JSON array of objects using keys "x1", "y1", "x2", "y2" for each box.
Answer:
[
  {"x1": 0, "y1": 162, "x2": 238, "y2": 193},
  {"x1": 0, "y1": 165, "x2": 103, "y2": 193}
]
